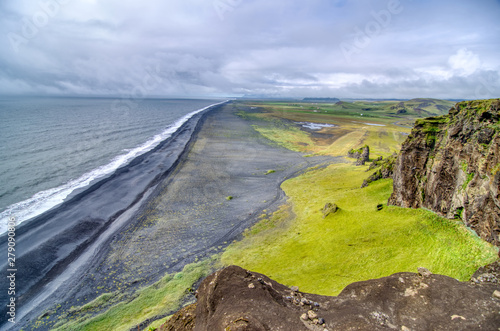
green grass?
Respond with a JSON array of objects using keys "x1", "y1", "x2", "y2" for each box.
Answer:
[
  {"x1": 253, "y1": 119, "x2": 406, "y2": 158},
  {"x1": 237, "y1": 102, "x2": 411, "y2": 158},
  {"x1": 456, "y1": 99, "x2": 500, "y2": 117},
  {"x1": 52, "y1": 257, "x2": 218, "y2": 331},
  {"x1": 462, "y1": 172, "x2": 475, "y2": 190},
  {"x1": 253, "y1": 125, "x2": 315, "y2": 153},
  {"x1": 246, "y1": 98, "x2": 455, "y2": 120},
  {"x1": 221, "y1": 163, "x2": 498, "y2": 295}
]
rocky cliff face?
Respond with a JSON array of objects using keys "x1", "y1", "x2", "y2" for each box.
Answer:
[
  {"x1": 389, "y1": 99, "x2": 500, "y2": 246},
  {"x1": 160, "y1": 265, "x2": 500, "y2": 331}
]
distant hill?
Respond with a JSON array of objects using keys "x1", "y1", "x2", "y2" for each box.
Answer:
[
  {"x1": 303, "y1": 97, "x2": 340, "y2": 103},
  {"x1": 384, "y1": 98, "x2": 455, "y2": 116}
]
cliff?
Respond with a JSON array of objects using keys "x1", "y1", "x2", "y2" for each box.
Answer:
[
  {"x1": 389, "y1": 99, "x2": 500, "y2": 246},
  {"x1": 160, "y1": 265, "x2": 500, "y2": 330}
]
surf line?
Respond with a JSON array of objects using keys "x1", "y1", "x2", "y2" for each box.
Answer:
[{"x1": 0, "y1": 100, "x2": 229, "y2": 236}]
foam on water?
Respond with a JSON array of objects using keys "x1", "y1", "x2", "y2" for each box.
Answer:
[{"x1": 0, "y1": 101, "x2": 226, "y2": 235}]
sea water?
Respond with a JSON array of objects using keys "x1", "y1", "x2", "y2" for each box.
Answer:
[{"x1": 0, "y1": 97, "x2": 222, "y2": 234}]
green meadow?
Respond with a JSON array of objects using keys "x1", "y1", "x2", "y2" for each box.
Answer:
[
  {"x1": 221, "y1": 163, "x2": 497, "y2": 295},
  {"x1": 222, "y1": 100, "x2": 498, "y2": 295}
]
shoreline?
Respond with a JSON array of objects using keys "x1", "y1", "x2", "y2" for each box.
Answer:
[
  {"x1": 2, "y1": 98, "x2": 415, "y2": 330},
  {"x1": 0, "y1": 100, "x2": 227, "y2": 236},
  {"x1": 6, "y1": 102, "x2": 340, "y2": 330},
  {"x1": 0, "y1": 102, "x2": 225, "y2": 328}
]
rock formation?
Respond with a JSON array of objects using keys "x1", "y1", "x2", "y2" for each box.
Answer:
[
  {"x1": 389, "y1": 99, "x2": 500, "y2": 246},
  {"x1": 361, "y1": 154, "x2": 396, "y2": 188},
  {"x1": 322, "y1": 202, "x2": 338, "y2": 218},
  {"x1": 348, "y1": 145, "x2": 370, "y2": 166},
  {"x1": 160, "y1": 265, "x2": 500, "y2": 331}
]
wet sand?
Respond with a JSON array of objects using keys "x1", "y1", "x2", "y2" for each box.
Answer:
[{"x1": 2, "y1": 103, "x2": 340, "y2": 330}]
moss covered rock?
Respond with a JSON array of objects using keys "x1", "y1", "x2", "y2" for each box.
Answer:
[{"x1": 389, "y1": 99, "x2": 500, "y2": 246}]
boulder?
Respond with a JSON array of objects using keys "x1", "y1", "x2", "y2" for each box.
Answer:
[{"x1": 322, "y1": 202, "x2": 338, "y2": 218}]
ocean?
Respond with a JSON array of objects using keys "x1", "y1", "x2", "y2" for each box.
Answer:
[{"x1": 0, "y1": 97, "x2": 222, "y2": 234}]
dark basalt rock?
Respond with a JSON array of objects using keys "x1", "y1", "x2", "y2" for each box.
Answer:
[
  {"x1": 361, "y1": 154, "x2": 396, "y2": 188},
  {"x1": 389, "y1": 99, "x2": 500, "y2": 246},
  {"x1": 348, "y1": 145, "x2": 370, "y2": 166},
  {"x1": 159, "y1": 265, "x2": 500, "y2": 331}
]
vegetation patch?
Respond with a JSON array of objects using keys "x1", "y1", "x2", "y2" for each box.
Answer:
[
  {"x1": 253, "y1": 125, "x2": 315, "y2": 153},
  {"x1": 221, "y1": 163, "x2": 498, "y2": 296},
  {"x1": 244, "y1": 204, "x2": 293, "y2": 237},
  {"x1": 456, "y1": 99, "x2": 500, "y2": 117},
  {"x1": 236, "y1": 101, "x2": 412, "y2": 158},
  {"x1": 51, "y1": 257, "x2": 218, "y2": 331},
  {"x1": 462, "y1": 172, "x2": 475, "y2": 191},
  {"x1": 250, "y1": 117, "x2": 405, "y2": 158},
  {"x1": 414, "y1": 116, "x2": 450, "y2": 148},
  {"x1": 492, "y1": 164, "x2": 500, "y2": 176}
]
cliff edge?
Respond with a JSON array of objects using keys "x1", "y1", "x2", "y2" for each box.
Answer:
[
  {"x1": 389, "y1": 99, "x2": 500, "y2": 246},
  {"x1": 160, "y1": 265, "x2": 500, "y2": 331}
]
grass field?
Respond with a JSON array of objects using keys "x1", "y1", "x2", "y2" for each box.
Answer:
[
  {"x1": 237, "y1": 102, "x2": 411, "y2": 158},
  {"x1": 221, "y1": 163, "x2": 498, "y2": 295},
  {"x1": 251, "y1": 98, "x2": 455, "y2": 119},
  {"x1": 222, "y1": 100, "x2": 497, "y2": 295}
]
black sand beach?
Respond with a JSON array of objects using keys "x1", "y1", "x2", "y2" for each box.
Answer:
[{"x1": 1, "y1": 103, "x2": 339, "y2": 330}]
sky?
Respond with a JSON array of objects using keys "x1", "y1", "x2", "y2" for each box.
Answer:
[{"x1": 1, "y1": 0, "x2": 499, "y2": 99}]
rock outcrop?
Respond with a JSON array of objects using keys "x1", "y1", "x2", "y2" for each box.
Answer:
[
  {"x1": 389, "y1": 99, "x2": 500, "y2": 246},
  {"x1": 348, "y1": 145, "x2": 370, "y2": 166},
  {"x1": 160, "y1": 265, "x2": 500, "y2": 331},
  {"x1": 361, "y1": 154, "x2": 396, "y2": 188},
  {"x1": 322, "y1": 202, "x2": 338, "y2": 218}
]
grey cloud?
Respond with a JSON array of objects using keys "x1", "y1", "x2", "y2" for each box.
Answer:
[{"x1": 0, "y1": 0, "x2": 499, "y2": 98}]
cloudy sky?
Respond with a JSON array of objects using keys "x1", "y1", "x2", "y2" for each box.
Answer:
[{"x1": 1, "y1": 0, "x2": 499, "y2": 99}]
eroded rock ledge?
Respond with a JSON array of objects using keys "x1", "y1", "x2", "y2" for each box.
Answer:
[{"x1": 160, "y1": 265, "x2": 500, "y2": 331}]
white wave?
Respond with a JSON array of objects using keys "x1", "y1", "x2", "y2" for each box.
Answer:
[{"x1": 0, "y1": 101, "x2": 227, "y2": 235}]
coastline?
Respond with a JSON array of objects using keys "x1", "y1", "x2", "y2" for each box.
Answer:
[
  {"x1": 0, "y1": 100, "x2": 227, "y2": 235},
  {"x1": 0, "y1": 102, "x2": 225, "y2": 329},
  {"x1": 4, "y1": 102, "x2": 339, "y2": 330}
]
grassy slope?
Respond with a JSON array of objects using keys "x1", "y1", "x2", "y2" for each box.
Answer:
[
  {"x1": 34, "y1": 258, "x2": 218, "y2": 331},
  {"x1": 222, "y1": 101, "x2": 497, "y2": 295},
  {"x1": 221, "y1": 163, "x2": 497, "y2": 295}
]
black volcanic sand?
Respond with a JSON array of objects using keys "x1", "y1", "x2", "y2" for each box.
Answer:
[
  {"x1": 5, "y1": 103, "x2": 341, "y2": 330},
  {"x1": 0, "y1": 105, "x2": 214, "y2": 330}
]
